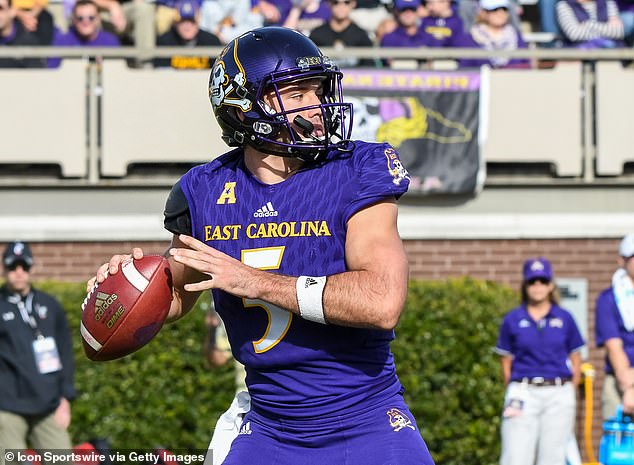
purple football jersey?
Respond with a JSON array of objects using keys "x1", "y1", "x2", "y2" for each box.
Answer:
[{"x1": 179, "y1": 141, "x2": 410, "y2": 418}]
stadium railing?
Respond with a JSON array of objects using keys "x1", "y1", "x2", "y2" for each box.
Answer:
[{"x1": 1, "y1": 46, "x2": 633, "y2": 184}]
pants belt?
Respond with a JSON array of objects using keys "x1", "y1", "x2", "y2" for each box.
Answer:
[{"x1": 521, "y1": 377, "x2": 571, "y2": 386}]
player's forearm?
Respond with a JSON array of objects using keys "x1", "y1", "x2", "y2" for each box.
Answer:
[
  {"x1": 322, "y1": 270, "x2": 406, "y2": 329},
  {"x1": 500, "y1": 357, "x2": 512, "y2": 386},
  {"x1": 254, "y1": 267, "x2": 407, "y2": 330},
  {"x1": 608, "y1": 345, "x2": 634, "y2": 390}
]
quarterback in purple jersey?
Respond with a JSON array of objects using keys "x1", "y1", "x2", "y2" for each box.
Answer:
[{"x1": 89, "y1": 27, "x2": 434, "y2": 465}]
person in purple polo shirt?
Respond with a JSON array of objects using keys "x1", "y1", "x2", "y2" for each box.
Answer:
[
  {"x1": 380, "y1": 0, "x2": 428, "y2": 47},
  {"x1": 495, "y1": 257, "x2": 584, "y2": 465},
  {"x1": 420, "y1": 0, "x2": 466, "y2": 47},
  {"x1": 47, "y1": 0, "x2": 119, "y2": 68},
  {"x1": 88, "y1": 27, "x2": 434, "y2": 465},
  {"x1": 596, "y1": 233, "x2": 634, "y2": 419}
]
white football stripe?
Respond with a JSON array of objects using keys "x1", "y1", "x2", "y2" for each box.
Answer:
[
  {"x1": 80, "y1": 322, "x2": 103, "y2": 351},
  {"x1": 121, "y1": 261, "x2": 149, "y2": 292}
]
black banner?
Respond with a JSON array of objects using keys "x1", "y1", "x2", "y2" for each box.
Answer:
[{"x1": 343, "y1": 69, "x2": 484, "y2": 195}]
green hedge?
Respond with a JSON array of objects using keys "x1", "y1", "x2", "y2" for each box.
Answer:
[
  {"x1": 37, "y1": 277, "x2": 517, "y2": 463},
  {"x1": 395, "y1": 278, "x2": 517, "y2": 465}
]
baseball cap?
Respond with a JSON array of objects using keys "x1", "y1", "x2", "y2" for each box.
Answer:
[
  {"x1": 3, "y1": 241, "x2": 34, "y2": 269},
  {"x1": 176, "y1": 0, "x2": 199, "y2": 21},
  {"x1": 522, "y1": 257, "x2": 553, "y2": 282},
  {"x1": 480, "y1": 0, "x2": 509, "y2": 10},
  {"x1": 619, "y1": 233, "x2": 634, "y2": 258},
  {"x1": 394, "y1": 0, "x2": 420, "y2": 11}
]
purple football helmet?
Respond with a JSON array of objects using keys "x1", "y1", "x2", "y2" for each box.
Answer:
[{"x1": 209, "y1": 27, "x2": 353, "y2": 161}]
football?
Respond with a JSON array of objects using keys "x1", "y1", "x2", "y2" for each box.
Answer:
[{"x1": 80, "y1": 255, "x2": 173, "y2": 361}]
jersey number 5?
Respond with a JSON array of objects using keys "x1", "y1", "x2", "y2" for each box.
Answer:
[{"x1": 241, "y1": 246, "x2": 292, "y2": 353}]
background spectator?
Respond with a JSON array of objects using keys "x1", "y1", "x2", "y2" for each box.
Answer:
[
  {"x1": 463, "y1": 0, "x2": 529, "y2": 68},
  {"x1": 456, "y1": 0, "x2": 522, "y2": 36},
  {"x1": 63, "y1": 0, "x2": 126, "y2": 38},
  {"x1": 154, "y1": 0, "x2": 221, "y2": 69},
  {"x1": 380, "y1": 0, "x2": 428, "y2": 46},
  {"x1": 495, "y1": 257, "x2": 584, "y2": 465},
  {"x1": 0, "y1": 0, "x2": 46, "y2": 67},
  {"x1": 595, "y1": 233, "x2": 634, "y2": 418},
  {"x1": 199, "y1": 0, "x2": 263, "y2": 43},
  {"x1": 12, "y1": 0, "x2": 54, "y2": 45},
  {"x1": 0, "y1": 242, "x2": 76, "y2": 453},
  {"x1": 420, "y1": 0, "x2": 466, "y2": 47},
  {"x1": 283, "y1": 0, "x2": 331, "y2": 35},
  {"x1": 309, "y1": 0, "x2": 377, "y2": 67},
  {"x1": 63, "y1": 0, "x2": 153, "y2": 49},
  {"x1": 48, "y1": 0, "x2": 120, "y2": 68},
  {"x1": 556, "y1": 0, "x2": 624, "y2": 47}
]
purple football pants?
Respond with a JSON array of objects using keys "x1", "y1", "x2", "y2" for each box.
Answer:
[{"x1": 220, "y1": 395, "x2": 435, "y2": 465}]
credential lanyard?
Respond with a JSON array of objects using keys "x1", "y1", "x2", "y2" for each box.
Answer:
[{"x1": 12, "y1": 293, "x2": 43, "y2": 339}]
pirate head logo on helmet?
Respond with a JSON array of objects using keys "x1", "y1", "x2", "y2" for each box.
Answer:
[{"x1": 208, "y1": 27, "x2": 353, "y2": 162}]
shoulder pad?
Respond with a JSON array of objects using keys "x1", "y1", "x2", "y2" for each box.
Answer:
[{"x1": 163, "y1": 180, "x2": 192, "y2": 236}]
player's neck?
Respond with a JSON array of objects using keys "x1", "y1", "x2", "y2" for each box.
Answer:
[{"x1": 244, "y1": 148, "x2": 304, "y2": 184}]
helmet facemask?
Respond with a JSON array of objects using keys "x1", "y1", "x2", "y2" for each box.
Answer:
[
  {"x1": 251, "y1": 67, "x2": 353, "y2": 161},
  {"x1": 213, "y1": 60, "x2": 353, "y2": 162}
]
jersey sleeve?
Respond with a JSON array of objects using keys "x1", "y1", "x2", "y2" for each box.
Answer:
[
  {"x1": 564, "y1": 311, "x2": 585, "y2": 353},
  {"x1": 342, "y1": 142, "x2": 410, "y2": 223},
  {"x1": 494, "y1": 313, "x2": 513, "y2": 356}
]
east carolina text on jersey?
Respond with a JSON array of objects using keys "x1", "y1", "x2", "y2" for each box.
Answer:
[{"x1": 204, "y1": 221, "x2": 332, "y2": 241}]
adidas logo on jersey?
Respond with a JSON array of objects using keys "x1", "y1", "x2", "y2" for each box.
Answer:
[
  {"x1": 239, "y1": 421, "x2": 252, "y2": 435},
  {"x1": 253, "y1": 202, "x2": 278, "y2": 218}
]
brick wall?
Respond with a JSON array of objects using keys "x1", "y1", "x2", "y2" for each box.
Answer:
[{"x1": 17, "y1": 237, "x2": 622, "y2": 460}]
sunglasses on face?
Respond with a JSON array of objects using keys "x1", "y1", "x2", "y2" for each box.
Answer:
[
  {"x1": 74, "y1": 15, "x2": 97, "y2": 23},
  {"x1": 7, "y1": 263, "x2": 31, "y2": 272},
  {"x1": 331, "y1": 0, "x2": 352, "y2": 4},
  {"x1": 527, "y1": 277, "x2": 550, "y2": 286}
]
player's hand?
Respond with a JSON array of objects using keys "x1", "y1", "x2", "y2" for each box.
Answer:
[
  {"x1": 54, "y1": 397, "x2": 71, "y2": 429},
  {"x1": 169, "y1": 235, "x2": 257, "y2": 298},
  {"x1": 16, "y1": 10, "x2": 38, "y2": 32},
  {"x1": 257, "y1": 0, "x2": 281, "y2": 22},
  {"x1": 86, "y1": 248, "x2": 144, "y2": 292},
  {"x1": 624, "y1": 386, "x2": 634, "y2": 414}
]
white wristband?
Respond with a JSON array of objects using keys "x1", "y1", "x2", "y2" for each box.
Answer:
[{"x1": 296, "y1": 275, "x2": 327, "y2": 324}]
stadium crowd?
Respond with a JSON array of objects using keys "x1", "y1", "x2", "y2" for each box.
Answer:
[{"x1": 0, "y1": 0, "x2": 633, "y2": 69}]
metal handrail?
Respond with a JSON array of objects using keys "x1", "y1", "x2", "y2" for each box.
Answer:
[{"x1": 2, "y1": 46, "x2": 634, "y2": 61}]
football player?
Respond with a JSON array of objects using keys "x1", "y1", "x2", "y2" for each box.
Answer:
[{"x1": 90, "y1": 27, "x2": 434, "y2": 465}]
